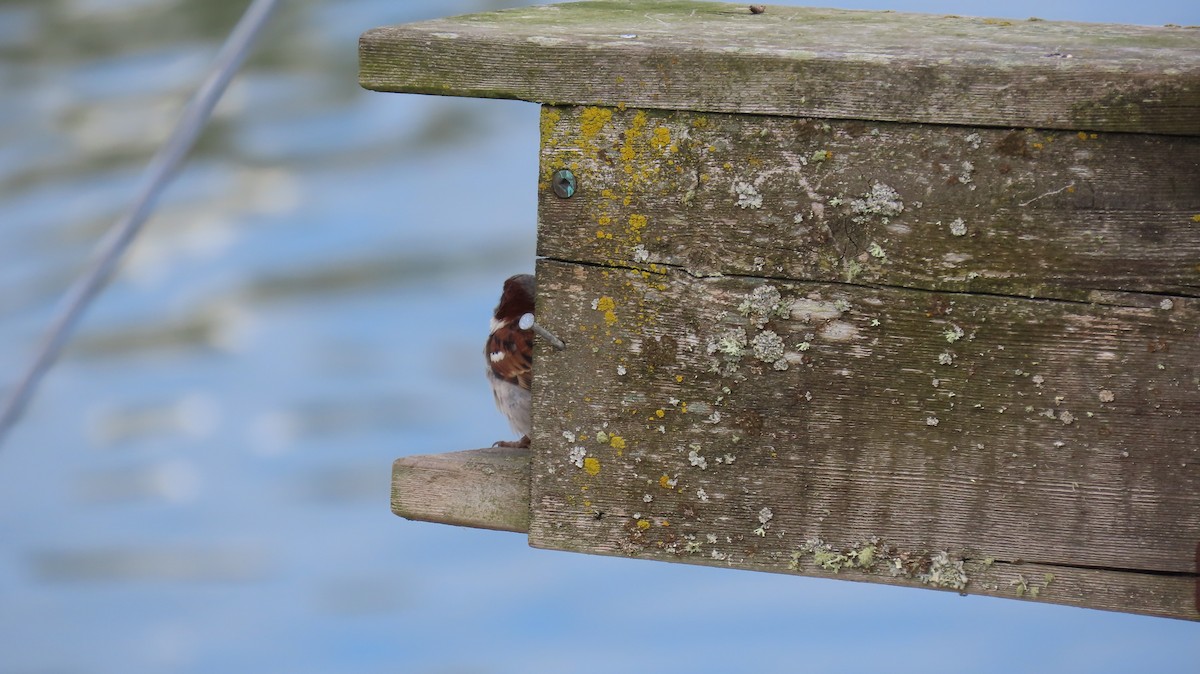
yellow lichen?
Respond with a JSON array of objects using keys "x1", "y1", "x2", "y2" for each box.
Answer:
[
  {"x1": 655, "y1": 409, "x2": 665, "y2": 418},
  {"x1": 596, "y1": 296, "x2": 618, "y2": 325},
  {"x1": 579, "y1": 106, "x2": 613, "y2": 139},
  {"x1": 659, "y1": 475, "x2": 672, "y2": 488},
  {"x1": 609, "y1": 435, "x2": 626, "y2": 450},
  {"x1": 583, "y1": 457, "x2": 601, "y2": 476},
  {"x1": 539, "y1": 108, "x2": 561, "y2": 146},
  {"x1": 651, "y1": 126, "x2": 671, "y2": 152},
  {"x1": 636, "y1": 519, "x2": 651, "y2": 530},
  {"x1": 620, "y1": 110, "x2": 648, "y2": 162},
  {"x1": 628, "y1": 213, "x2": 647, "y2": 233}
]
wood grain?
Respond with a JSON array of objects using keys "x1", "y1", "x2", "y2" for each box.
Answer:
[
  {"x1": 367, "y1": 1, "x2": 1200, "y2": 618},
  {"x1": 526, "y1": 258, "x2": 1199, "y2": 620},
  {"x1": 360, "y1": 1, "x2": 1200, "y2": 135},
  {"x1": 392, "y1": 447, "x2": 530, "y2": 533},
  {"x1": 536, "y1": 105, "x2": 1200, "y2": 302}
]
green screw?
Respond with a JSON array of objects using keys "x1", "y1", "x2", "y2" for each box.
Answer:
[{"x1": 551, "y1": 169, "x2": 576, "y2": 198}]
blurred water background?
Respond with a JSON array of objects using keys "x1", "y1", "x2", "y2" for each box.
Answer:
[{"x1": 0, "y1": 0, "x2": 1197, "y2": 672}]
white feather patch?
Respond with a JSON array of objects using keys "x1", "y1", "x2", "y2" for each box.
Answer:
[{"x1": 489, "y1": 351, "x2": 506, "y2": 362}]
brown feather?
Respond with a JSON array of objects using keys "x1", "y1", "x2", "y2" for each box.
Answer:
[
  {"x1": 486, "y1": 320, "x2": 533, "y2": 390},
  {"x1": 486, "y1": 274, "x2": 536, "y2": 391}
]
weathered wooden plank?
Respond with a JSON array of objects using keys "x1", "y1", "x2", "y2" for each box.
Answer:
[
  {"x1": 536, "y1": 105, "x2": 1200, "y2": 302},
  {"x1": 526, "y1": 258, "x2": 1199, "y2": 619},
  {"x1": 392, "y1": 447, "x2": 530, "y2": 533},
  {"x1": 360, "y1": 1, "x2": 1200, "y2": 136}
]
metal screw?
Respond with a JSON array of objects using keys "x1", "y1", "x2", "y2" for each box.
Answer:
[
  {"x1": 519, "y1": 313, "x2": 566, "y2": 350},
  {"x1": 551, "y1": 169, "x2": 576, "y2": 199}
]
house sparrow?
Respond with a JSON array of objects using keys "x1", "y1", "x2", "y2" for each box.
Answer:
[{"x1": 486, "y1": 274, "x2": 535, "y2": 448}]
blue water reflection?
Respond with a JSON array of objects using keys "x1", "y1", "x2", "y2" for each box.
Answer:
[{"x1": 1, "y1": 1, "x2": 1197, "y2": 672}]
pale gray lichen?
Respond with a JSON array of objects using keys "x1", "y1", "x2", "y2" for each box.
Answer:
[
  {"x1": 758, "y1": 507, "x2": 774, "y2": 524},
  {"x1": 1098, "y1": 389, "x2": 1115, "y2": 403},
  {"x1": 938, "y1": 352, "x2": 954, "y2": 365},
  {"x1": 734, "y1": 181, "x2": 763, "y2": 209},
  {"x1": 943, "y1": 324, "x2": 965, "y2": 343},
  {"x1": 843, "y1": 258, "x2": 864, "y2": 282},
  {"x1": 868, "y1": 242, "x2": 887, "y2": 260},
  {"x1": 707, "y1": 326, "x2": 749, "y2": 376},
  {"x1": 738, "y1": 285, "x2": 789, "y2": 327},
  {"x1": 688, "y1": 447, "x2": 708, "y2": 469},
  {"x1": 921, "y1": 551, "x2": 968, "y2": 590},
  {"x1": 789, "y1": 537, "x2": 851, "y2": 572},
  {"x1": 849, "y1": 543, "x2": 876, "y2": 569},
  {"x1": 958, "y1": 161, "x2": 975, "y2": 187},
  {"x1": 948, "y1": 218, "x2": 968, "y2": 236},
  {"x1": 751, "y1": 330, "x2": 786, "y2": 366},
  {"x1": 850, "y1": 182, "x2": 904, "y2": 224},
  {"x1": 568, "y1": 446, "x2": 587, "y2": 468},
  {"x1": 812, "y1": 549, "x2": 849, "y2": 572},
  {"x1": 708, "y1": 327, "x2": 748, "y2": 358}
]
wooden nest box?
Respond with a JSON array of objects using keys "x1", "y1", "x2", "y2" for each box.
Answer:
[{"x1": 360, "y1": 1, "x2": 1200, "y2": 620}]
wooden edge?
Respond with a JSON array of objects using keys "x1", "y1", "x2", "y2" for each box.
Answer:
[
  {"x1": 391, "y1": 447, "x2": 531, "y2": 533},
  {"x1": 358, "y1": 3, "x2": 1200, "y2": 136},
  {"x1": 528, "y1": 535, "x2": 1199, "y2": 621}
]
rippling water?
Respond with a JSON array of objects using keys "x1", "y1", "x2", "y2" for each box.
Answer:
[{"x1": 1, "y1": 1, "x2": 1197, "y2": 672}]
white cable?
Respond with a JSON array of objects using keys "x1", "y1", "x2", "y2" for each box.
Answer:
[{"x1": 0, "y1": 0, "x2": 280, "y2": 448}]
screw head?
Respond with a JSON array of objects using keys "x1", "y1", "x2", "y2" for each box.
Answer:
[{"x1": 551, "y1": 169, "x2": 576, "y2": 198}]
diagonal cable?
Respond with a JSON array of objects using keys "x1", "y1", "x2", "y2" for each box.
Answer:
[{"x1": 0, "y1": 0, "x2": 280, "y2": 449}]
